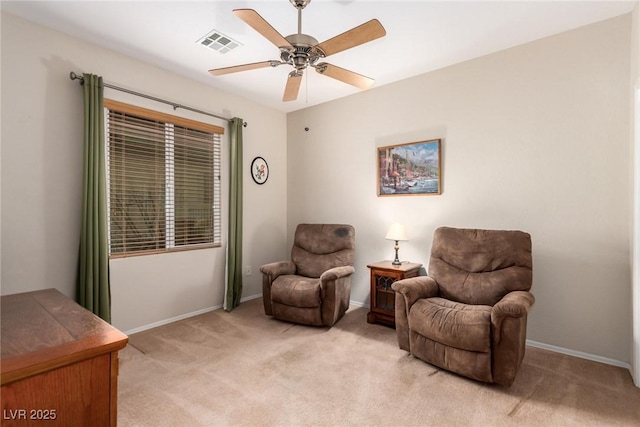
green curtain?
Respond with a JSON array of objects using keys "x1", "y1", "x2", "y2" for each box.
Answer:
[
  {"x1": 77, "y1": 73, "x2": 111, "y2": 323},
  {"x1": 225, "y1": 117, "x2": 244, "y2": 311}
]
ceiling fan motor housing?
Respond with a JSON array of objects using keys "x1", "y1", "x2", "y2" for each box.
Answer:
[{"x1": 281, "y1": 33, "x2": 324, "y2": 70}]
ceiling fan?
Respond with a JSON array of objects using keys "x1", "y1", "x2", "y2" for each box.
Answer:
[{"x1": 208, "y1": 0, "x2": 386, "y2": 102}]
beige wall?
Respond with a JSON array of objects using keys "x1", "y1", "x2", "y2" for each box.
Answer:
[
  {"x1": 0, "y1": 7, "x2": 635, "y2": 369},
  {"x1": 0, "y1": 12, "x2": 289, "y2": 332},
  {"x1": 631, "y1": 1, "x2": 640, "y2": 386},
  {"x1": 287, "y1": 15, "x2": 632, "y2": 363}
]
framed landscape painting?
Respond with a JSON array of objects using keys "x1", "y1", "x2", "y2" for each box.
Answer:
[{"x1": 377, "y1": 139, "x2": 442, "y2": 196}]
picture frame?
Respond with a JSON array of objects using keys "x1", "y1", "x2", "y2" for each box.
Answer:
[
  {"x1": 251, "y1": 156, "x2": 269, "y2": 185},
  {"x1": 377, "y1": 139, "x2": 442, "y2": 196}
]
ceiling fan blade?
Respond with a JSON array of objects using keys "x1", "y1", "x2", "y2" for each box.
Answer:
[
  {"x1": 315, "y1": 19, "x2": 386, "y2": 57},
  {"x1": 283, "y1": 72, "x2": 303, "y2": 102},
  {"x1": 315, "y1": 63, "x2": 374, "y2": 90},
  {"x1": 233, "y1": 9, "x2": 293, "y2": 49},
  {"x1": 209, "y1": 61, "x2": 275, "y2": 76}
]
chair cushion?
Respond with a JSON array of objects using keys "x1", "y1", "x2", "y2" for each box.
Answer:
[
  {"x1": 428, "y1": 227, "x2": 532, "y2": 306},
  {"x1": 292, "y1": 224, "x2": 355, "y2": 278},
  {"x1": 271, "y1": 275, "x2": 321, "y2": 308},
  {"x1": 409, "y1": 297, "x2": 492, "y2": 353}
]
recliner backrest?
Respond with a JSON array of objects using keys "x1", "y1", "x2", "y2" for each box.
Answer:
[
  {"x1": 291, "y1": 224, "x2": 355, "y2": 278},
  {"x1": 428, "y1": 227, "x2": 532, "y2": 306}
]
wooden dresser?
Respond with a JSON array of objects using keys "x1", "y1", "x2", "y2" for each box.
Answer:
[{"x1": 1, "y1": 289, "x2": 128, "y2": 427}]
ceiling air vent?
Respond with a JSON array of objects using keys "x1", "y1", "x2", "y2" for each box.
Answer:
[{"x1": 198, "y1": 30, "x2": 241, "y2": 54}]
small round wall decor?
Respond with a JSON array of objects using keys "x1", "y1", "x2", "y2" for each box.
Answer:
[{"x1": 251, "y1": 156, "x2": 269, "y2": 185}]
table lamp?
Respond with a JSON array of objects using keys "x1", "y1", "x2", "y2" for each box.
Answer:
[{"x1": 385, "y1": 223, "x2": 408, "y2": 265}]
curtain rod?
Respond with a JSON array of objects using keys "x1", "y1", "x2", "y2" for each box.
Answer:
[{"x1": 69, "y1": 72, "x2": 247, "y2": 127}]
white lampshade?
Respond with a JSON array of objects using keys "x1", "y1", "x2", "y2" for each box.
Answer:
[{"x1": 385, "y1": 223, "x2": 408, "y2": 241}]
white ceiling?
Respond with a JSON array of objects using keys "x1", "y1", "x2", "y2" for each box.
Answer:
[{"x1": 2, "y1": 0, "x2": 636, "y2": 113}]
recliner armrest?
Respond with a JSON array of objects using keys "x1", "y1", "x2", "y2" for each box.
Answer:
[
  {"x1": 492, "y1": 291, "x2": 535, "y2": 320},
  {"x1": 490, "y1": 291, "x2": 535, "y2": 382},
  {"x1": 491, "y1": 290, "x2": 535, "y2": 345},
  {"x1": 391, "y1": 276, "x2": 438, "y2": 351},
  {"x1": 259, "y1": 261, "x2": 296, "y2": 279},
  {"x1": 320, "y1": 266, "x2": 355, "y2": 283},
  {"x1": 391, "y1": 276, "x2": 439, "y2": 309}
]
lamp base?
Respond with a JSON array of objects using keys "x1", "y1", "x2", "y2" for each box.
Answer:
[{"x1": 392, "y1": 241, "x2": 401, "y2": 265}]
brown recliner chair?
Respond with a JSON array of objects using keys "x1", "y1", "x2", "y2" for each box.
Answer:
[
  {"x1": 392, "y1": 226, "x2": 534, "y2": 386},
  {"x1": 260, "y1": 224, "x2": 355, "y2": 326}
]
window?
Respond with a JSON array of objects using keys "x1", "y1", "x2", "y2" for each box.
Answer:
[{"x1": 105, "y1": 100, "x2": 223, "y2": 257}]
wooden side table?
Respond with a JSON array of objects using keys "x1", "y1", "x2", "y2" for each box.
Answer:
[{"x1": 367, "y1": 260, "x2": 422, "y2": 327}]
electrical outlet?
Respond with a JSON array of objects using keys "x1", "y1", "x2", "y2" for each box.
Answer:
[{"x1": 245, "y1": 266, "x2": 252, "y2": 276}]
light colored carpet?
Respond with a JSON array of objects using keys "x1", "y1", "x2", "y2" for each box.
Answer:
[{"x1": 117, "y1": 298, "x2": 640, "y2": 426}]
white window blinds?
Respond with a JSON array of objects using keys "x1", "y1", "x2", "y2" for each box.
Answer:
[{"x1": 105, "y1": 100, "x2": 222, "y2": 257}]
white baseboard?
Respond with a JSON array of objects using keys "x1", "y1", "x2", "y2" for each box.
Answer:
[
  {"x1": 348, "y1": 302, "x2": 631, "y2": 371},
  {"x1": 348, "y1": 301, "x2": 631, "y2": 371},
  {"x1": 526, "y1": 339, "x2": 631, "y2": 370},
  {"x1": 123, "y1": 297, "x2": 631, "y2": 374},
  {"x1": 240, "y1": 294, "x2": 263, "y2": 302},
  {"x1": 123, "y1": 293, "x2": 263, "y2": 335},
  {"x1": 124, "y1": 305, "x2": 220, "y2": 335},
  {"x1": 349, "y1": 300, "x2": 369, "y2": 309}
]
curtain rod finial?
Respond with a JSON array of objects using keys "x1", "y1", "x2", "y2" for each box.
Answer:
[{"x1": 70, "y1": 71, "x2": 84, "y2": 84}]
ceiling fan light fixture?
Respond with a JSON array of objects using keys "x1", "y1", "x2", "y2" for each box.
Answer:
[{"x1": 293, "y1": 56, "x2": 307, "y2": 68}]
